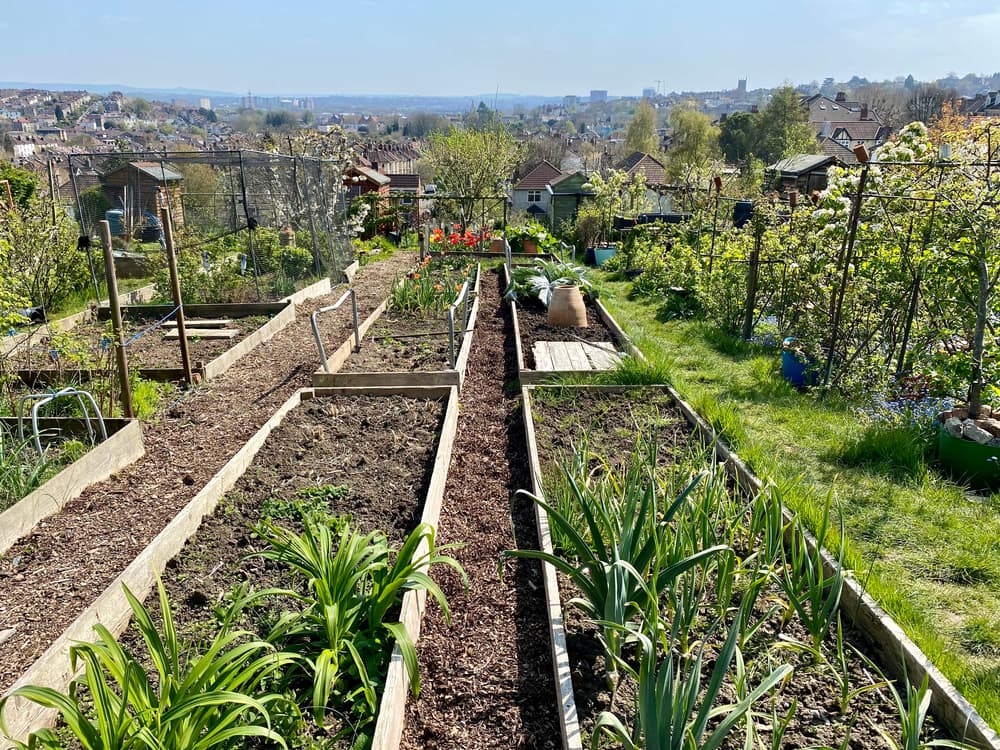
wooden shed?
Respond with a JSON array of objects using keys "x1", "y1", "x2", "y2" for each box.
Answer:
[{"x1": 103, "y1": 161, "x2": 185, "y2": 230}]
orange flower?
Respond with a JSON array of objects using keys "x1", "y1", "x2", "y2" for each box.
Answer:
[
  {"x1": 413, "y1": 273, "x2": 420, "y2": 279},
  {"x1": 434, "y1": 283, "x2": 443, "y2": 292},
  {"x1": 455, "y1": 283, "x2": 462, "y2": 292}
]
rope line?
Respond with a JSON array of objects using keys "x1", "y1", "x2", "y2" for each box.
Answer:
[{"x1": 124, "y1": 306, "x2": 180, "y2": 347}]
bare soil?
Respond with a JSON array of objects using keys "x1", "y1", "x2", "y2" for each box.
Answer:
[
  {"x1": 342, "y1": 311, "x2": 452, "y2": 374},
  {"x1": 0, "y1": 251, "x2": 417, "y2": 693}
]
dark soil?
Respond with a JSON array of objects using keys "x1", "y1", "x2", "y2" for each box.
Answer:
[
  {"x1": 8, "y1": 315, "x2": 270, "y2": 371},
  {"x1": 140, "y1": 392, "x2": 446, "y2": 747},
  {"x1": 342, "y1": 311, "x2": 452, "y2": 373},
  {"x1": 0, "y1": 251, "x2": 418, "y2": 694},
  {"x1": 516, "y1": 301, "x2": 622, "y2": 369},
  {"x1": 529, "y1": 387, "x2": 955, "y2": 750},
  {"x1": 401, "y1": 268, "x2": 560, "y2": 749}
]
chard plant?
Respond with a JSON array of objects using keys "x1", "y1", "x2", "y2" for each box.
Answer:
[{"x1": 0, "y1": 580, "x2": 291, "y2": 750}]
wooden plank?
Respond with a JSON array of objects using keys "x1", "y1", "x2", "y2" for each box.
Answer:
[
  {"x1": 547, "y1": 341, "x2": 576, "y2": 371},
  {"x1": 162, "y1": 319, "x2": 231, "y2": 329},
  {"x1": 313, "y1": 371, "x2": 460, "y2": 388},
  {"x1": 370, "y1": 386, "x2": 460, "y2": 750},
  {"x1": 163, "y1": 328, "x2": 239, "y2": 340},
  {"x1": 0, "y1": 391, "x2": 304, "y2": 747},
  {"x1": 520, "y1": 385, "x2": 583, "y2": 750},
  {"x1": 596, "y1": 299, "x2": 644, "y2": 361},
  {"x1": 0, "y1": 420, "x2": 144, "y2": 557},
  {"x1": 282, "y1": 277, "x2": 331, "y2": 306},
  {"x1": 532, "y1": 342, "x2": 554, "y2": 371},
  {"x1": 505, "y1": 265, "x2": 528, "y2": 373},
  {"x1": 453, "y1": 264, "x2": 482, "y2": 392},
  {"x1": 100, "y1": 302, "x2": 289, "y2": 321},
  {"x1": 582, "y1": 341, "x2": 620, "y2": 370},
  {"x1": 564, "y1": 342, "x2": 590, "y2": 371},
  {"x1": 311, "y1": 298, "x2": 388, "y2": 382}
]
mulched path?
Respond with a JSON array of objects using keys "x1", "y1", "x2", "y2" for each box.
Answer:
[
  {"x1": 516, "y1": 301, "x2": 622, "y2": 369},
  {"x1": 0, "y1": 251, "x2": 417, "y2": 694},
  {"x1": 401, "y1": 268, "x2": 560, "y2": 749}
]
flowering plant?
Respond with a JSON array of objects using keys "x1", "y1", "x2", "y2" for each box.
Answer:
[{"x1": 429, "y1": 225, "x2": 491, "y2": 251}]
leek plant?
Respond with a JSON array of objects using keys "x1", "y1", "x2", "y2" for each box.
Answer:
[
  {"x1": 591, "y1": 600, "x2": 793, "y2": 750},
  {"x1": 830, "y1": 614, "x2": 887, "y2": 716},
  {"x1": 510, "y1": 466, "x2": 726, "y2": 687},
  {"x1": 0, "y1": 580, "x2": 291, "y2": 750},
  {"x1": 778, "y1": 493, "x2": 845, "y2": 657},
  {"x1": 252, "y1": 518, "x2": 465, "y2": 728}
]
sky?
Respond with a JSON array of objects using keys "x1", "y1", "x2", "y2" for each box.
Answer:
[{"x1": 4, "y1": 0, "x2": 1000, "y2": 97}]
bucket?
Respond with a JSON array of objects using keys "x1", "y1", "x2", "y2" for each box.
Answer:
[
  {"x1": 937, "y1": 425, "x2": 1000, "y2": 488},
  {"x1": 593, "y1": 246, "x2": 617, "y2": 267},
  {"x1": 781, "y1": 338, "x2": 818, "y2": 387}
]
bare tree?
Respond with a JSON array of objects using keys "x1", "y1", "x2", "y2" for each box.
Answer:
[{"x1": 906, "y1": 84, "x2": 958, "y2": 124}]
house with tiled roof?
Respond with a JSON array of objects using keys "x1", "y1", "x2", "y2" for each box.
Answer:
[
  {"x1": 617, "y1": 151, "x2": 667, "y2": 187},
  {"x1": 511, "y1": 160, "x2": 564, "y2": 216},
  {"x1": 802, "y1": 92, "x2": 890, "y2": 155}
]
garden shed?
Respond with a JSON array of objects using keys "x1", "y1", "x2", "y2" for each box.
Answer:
[
  {"x1": 102, "y1": 161, "x2": 185, "y2": 229},
  {"x1": 768, "y1": 153, "x2": 838, "y2": 194}
]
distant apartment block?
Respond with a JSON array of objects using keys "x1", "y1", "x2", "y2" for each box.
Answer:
[
  {"x1": 589, "y1": 90, "x2": 608, "y2": 103},
  {"x1": 563, "y1": 95, "x2": 580, "y2": 108},
  {"x1": 199, "y1": 98, "x2": 211, "y2": 110},
  {"x1": 642, "y1": 87, "x2": 656, "y2": 99}
]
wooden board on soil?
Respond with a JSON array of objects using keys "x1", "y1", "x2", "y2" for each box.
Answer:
[
  {"x1": 522, "y1": 384, "x2": 997, "y2": 750},
  {"x1": 0, "y1": 385, "x2": 461, "y2": 749}
]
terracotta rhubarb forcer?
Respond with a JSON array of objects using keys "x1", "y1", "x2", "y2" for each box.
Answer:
[{"x1": 548, "y1": 285, "x2": 588, "y2": 327}]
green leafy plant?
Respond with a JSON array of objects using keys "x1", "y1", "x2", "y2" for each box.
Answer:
[
  {"x1": 830, "y1": 613, "x2": 887, "y2": 716},
  {"x1": 777, "y1": 493, "x2": 845, "y2": 657},
  {"x1": 591, "y1": 600, "x2": 793, "y2": 750},
  {"x1": 0, "y1": 580, "x2": 291, "y2": 750},
  {"x1": 504, "y1": 260, "x2": 595, "y2": 308},
  {"x1": 0, "y1": 432, "x2": 55, "y2": 513},
  {"x1": 251, "y1": 518, "x2": 465, "y2": 729},
  {"x1": 509, "y1": 454, "x2": 726, "y2": 685}
]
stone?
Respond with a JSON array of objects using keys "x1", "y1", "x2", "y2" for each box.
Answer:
[
  {"x1": 945, "y1": 417, "x2": 965, "y2": 438},
  {"x1": 976, "y1": 418, "x2": 1000, "y2": 437},
  {"x1": 980, "y1": 405, "x2": 993, "y2": 418},
  {"x1": 952, "y1": 406, "x2": 969, "y2": 420},
  {"x1": 962, "y1": 420, "x2": 994, "y2": 445},
  {"x1": 938, "y1": 410, "x2": 953, "y2": 423}
]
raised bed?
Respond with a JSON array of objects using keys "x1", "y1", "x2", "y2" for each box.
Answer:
[
  {"x1": 521, "y1": 383, "x2": 1000, "y2": 750},
  {"x1": 313, "y1": 265, "x2": 481, "y2": 390},
  {"x1": 8, "y1": 301, "x2": 297, "y2": 386},
  {"x1": 0, "y1": 418, "x2": 144, "y2": 557},
  {"x1": 504, "y1": 265, "x2": 640, "y2": 385},
  {"x1": 0, "y1": 384, "x2": 459, "y2": 749},
  {"x1": 0, "y1": 284, "x2": 157, "y2": 357}
]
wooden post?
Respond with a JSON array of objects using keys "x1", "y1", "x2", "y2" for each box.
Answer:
[
  {"x1": 99, "y1": 220, "x2": 135, "y2": 418},
  {"x1": 160, "y1": 206, "x2": 194, "y2": 385},
  {"x1": 47, "y1": 160, "x2": 59, "y2": 225}
]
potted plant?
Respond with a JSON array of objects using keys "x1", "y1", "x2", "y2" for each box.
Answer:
[
  {"x1": 505, "y1": 222, "x2": 555, "y2": 254},
  {"x1": 504, "y1": 260, "x2": 595, "y2": 327}
]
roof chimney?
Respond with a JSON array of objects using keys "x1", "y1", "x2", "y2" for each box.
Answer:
[
  {"x1": 835, "y1": 91, "x2": 847, "y2": 103},
  {"x1": 861, "y1": 103, "x2": 869, "y2": 120}
]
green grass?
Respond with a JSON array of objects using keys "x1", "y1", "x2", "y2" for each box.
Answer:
[{"x1": 596, "y1": 274, "x2": 1000, "y2": 732}]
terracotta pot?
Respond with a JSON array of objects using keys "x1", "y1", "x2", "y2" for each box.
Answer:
[
  {"x1": 490, "y1": 237, "x2": 505, "y2": 253},
  {"x1": 548, "y1": 285, "x2": 588, "y2": 327},
  {"x1": 523, "y1": 239, "x2": 539, "y2": 254}
]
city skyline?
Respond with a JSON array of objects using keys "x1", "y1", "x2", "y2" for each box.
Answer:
[{"x1": 4, "y1": 0, "x2": 1000, "y2": 97}]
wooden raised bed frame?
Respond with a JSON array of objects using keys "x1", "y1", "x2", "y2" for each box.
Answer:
[
  {"x1": 0, "y1": 384, "x2": 460, "y2": 750},
  {"x1": 521, "y1": 383, "x2": 1000, "y2": 750},
  {"x1": 503, "y1": 266, "x2": 642, "y2": 385},
  {"x1": 0, "y1": 418, "x2": 144, "y2": 557},
  {"x1": 313, "y1": 265, "x2": 482, "y2": 390}
]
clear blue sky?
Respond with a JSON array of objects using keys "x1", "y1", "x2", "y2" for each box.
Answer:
[{"x1": 5, "y1": 0, "x2": 999, "y2": 96}]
